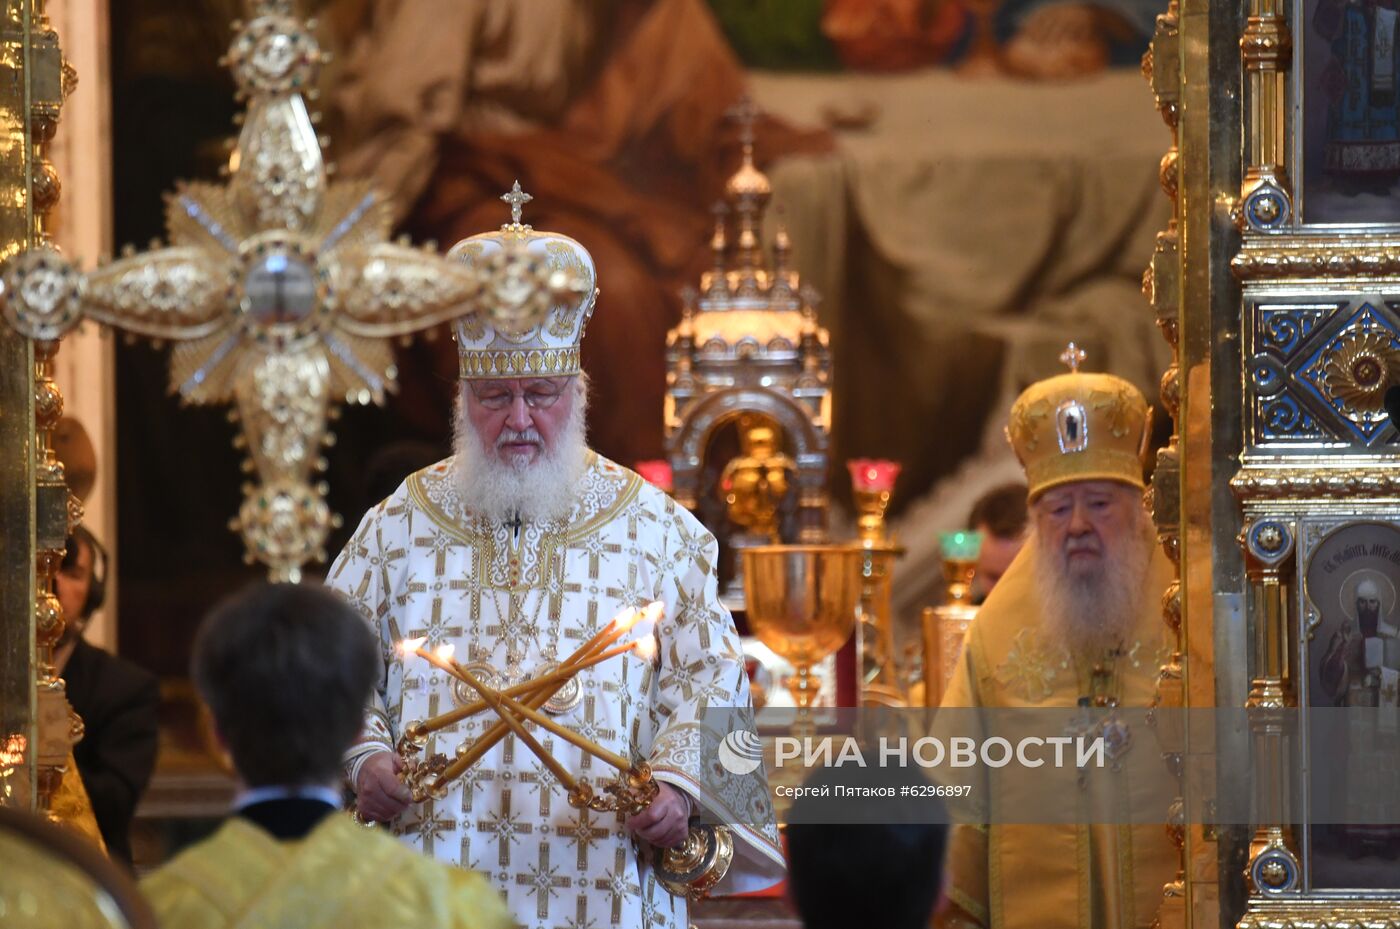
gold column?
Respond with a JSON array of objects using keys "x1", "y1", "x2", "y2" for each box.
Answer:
[
  {"x1": 33, "y1": 338, "x2": 78, "y2": 817},
  {"x1": 1240, "y1": 520, "x2": 1299, "y2": 896},
  {"x1": 23, "y1": 0, "x2": 73, "y2": 817},
  {"x1": 1180, "y1": 0, "x2": 1247, "y2": 921},
  {"x1": 1238, "y1": 0, "x2": 1292, "y2": 229},
  {"x1": 30, "y1": 0, "x2": 75, "y2": 822},
  {"x1": 1144, "y1": 6, "x2": 1187, "y2": 927},
  {"x1": 0, "y1": 325, "x2": 36, "y2": 810},
  {"x1": 0, "y1": 0, "x2": 64, "y2": 812}
]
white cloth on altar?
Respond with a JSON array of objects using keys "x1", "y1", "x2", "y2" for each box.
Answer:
[{"x1": 329, "y1": 452, "x2": 783, "y2": 929}]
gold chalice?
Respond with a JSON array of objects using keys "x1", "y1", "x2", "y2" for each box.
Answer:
[{"x1": 742, "y1": 545, "x2": 861, "y2": 739}]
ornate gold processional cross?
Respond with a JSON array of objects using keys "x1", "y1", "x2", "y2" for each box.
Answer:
[{"x1": 0, "y1": 0, "x2": 584, "y2": 581}]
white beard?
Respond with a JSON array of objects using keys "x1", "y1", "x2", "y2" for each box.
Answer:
[
  {"x1": 1034, "y1": 509, "x2": 1153, "y2": 658},
  {"x1": 451, "y1": 383, "x2": 589, "y2": 524}
]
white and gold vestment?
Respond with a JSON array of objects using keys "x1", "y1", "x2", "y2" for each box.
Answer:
[{"x1": 330, "y1": 452, "x2": 784, "y2": 929}]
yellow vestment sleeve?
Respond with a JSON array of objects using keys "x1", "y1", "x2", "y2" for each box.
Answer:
[{"x1": 935, "y1": 616, "x2": 988, "y2": 929}]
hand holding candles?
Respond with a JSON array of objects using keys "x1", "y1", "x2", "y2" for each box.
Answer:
[{"x1": 407, "y1": 601, "x2": 665, "y2": 790}]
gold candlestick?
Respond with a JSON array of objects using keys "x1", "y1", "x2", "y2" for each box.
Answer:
[
  {"x1": 848, "y1": 460, "x2": 904, "y2": 699},
  {"x1": 922, "y1": 531, "x2": 983, "y2": 707},
  {"x1": 848, "y1": 459, "x2": 900, "y2": 544}
]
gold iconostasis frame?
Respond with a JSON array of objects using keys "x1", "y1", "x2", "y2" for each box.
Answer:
[
  {"x1": 1150, "y1": 0, "x2": 1400, "y2": 921},
  {"x1": 1, "y1": 0, "x2": 70, "y2": 815}
]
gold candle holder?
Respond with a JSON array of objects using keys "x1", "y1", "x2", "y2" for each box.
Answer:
[
  {"x1": 848, "y1": 459, "x2": 900, "y2": 545},
  {"x1": 922, "y1": 531, "x2": 983, "y2": 707},
  {"x1": 848, "y1": 460, "x2": 904, "y2": 700}
]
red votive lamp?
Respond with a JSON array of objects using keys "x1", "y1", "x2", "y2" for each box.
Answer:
[
  {"x1": 847, "y1": 459, "x2": 901, "y2": 493},
  {"x1": 635, "y1": 460, "x2": 674, "y2": 492}
]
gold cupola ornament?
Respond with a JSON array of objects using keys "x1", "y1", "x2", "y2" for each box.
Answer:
[
  {"x1": 1006, "y1": 343, "x2": 1153, "y2": 500},
  {"x1": 447, "y1": 181, "x2": 598, "y2": 379}
]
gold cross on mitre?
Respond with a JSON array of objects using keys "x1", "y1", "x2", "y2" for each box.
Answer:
[
  {"x1": 501, "y1": 180, "x2": 533, "y2": 227},
  {"x1": 1060, "y1": 342, "x2": 1087, "y2": 372},
  {"x1": 0, "y1": 1, "x2": 585, "y2": 582}
]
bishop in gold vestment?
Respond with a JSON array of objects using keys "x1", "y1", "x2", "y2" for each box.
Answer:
[
  {"x1": 332, "y1": 191, "x2": 783, "y2": 929},
  {"x1": 938, "y1": 348, "x2": 1177, "y2": 929}
]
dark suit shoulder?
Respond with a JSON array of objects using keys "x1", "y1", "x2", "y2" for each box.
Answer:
[{"x1": 66, "y1": 640, "x2": 158, "y2": 718}]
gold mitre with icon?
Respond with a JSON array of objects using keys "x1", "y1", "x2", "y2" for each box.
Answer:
[
  {"x1": 1006, "y1": 343, "x2": 1153, "y2": 500},
  {"x1": 447, "y1": 181, "x2": 598, "y2": 379}
]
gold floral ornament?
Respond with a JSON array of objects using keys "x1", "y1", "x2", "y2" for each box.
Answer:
[
  {"x1": 995, "y1": 628, "x2": 1061, "y2": 702},
  {"x1": 0, "y1": 1, "x2": 586, "y2": 582},
  {"x1": 1320, "y1": 329, "x2": 1400, "y2": 421}
]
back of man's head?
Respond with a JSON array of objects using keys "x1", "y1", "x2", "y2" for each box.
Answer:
[
  {"x1": 192, "y1": 582, "x2": 377, "y2": 787},
  {"x1": 968, "y1": 481, "x2": 1029, "y2": 539},
  {"x1": 785, "y1": 764, "x2": 948, "y2": 929}
]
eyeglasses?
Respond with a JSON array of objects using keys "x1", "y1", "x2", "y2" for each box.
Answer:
[{"x1": 468, "y1": 384, "x2": 567, "y2": 411}]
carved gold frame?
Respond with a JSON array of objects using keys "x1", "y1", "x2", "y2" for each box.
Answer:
[
  {"x1": 1228, "y1": 0, "x2": 1400, "y2": 916},
  {"x1": 0, "y1": 0, "x2": 72, "y2": 813}
]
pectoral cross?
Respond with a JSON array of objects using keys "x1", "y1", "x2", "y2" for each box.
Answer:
[{"x1": 506, "y1": 511, "x2": 523, "y2": 540}]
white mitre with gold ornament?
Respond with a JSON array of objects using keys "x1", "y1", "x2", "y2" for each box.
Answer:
[
  {"x1": 1005, "y1": 343, "x2": 1153, "y2": 501},
  {"x1": 448, "y1": 181, "x2": 599, "y2": 379}
]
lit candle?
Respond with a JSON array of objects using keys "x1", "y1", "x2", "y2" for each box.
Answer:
[
  {"x1": 452, "y1": 660, "x2": 634, "y2": 773},
  {"x1": 417, "y1": 645, "x2": 578, "y2": 792},
  {"x1": 585, "y1": 603, "x2": 654, "y2": 656},
  {"x1": 633, "y1": 634, "x2": 658, "y2": 665},
  {"x1": 413, "y1": 638, "x2": 648, "y2": 736},
  {"x1": 429, "y1": 603, "x2": 664, "y2": 788}
]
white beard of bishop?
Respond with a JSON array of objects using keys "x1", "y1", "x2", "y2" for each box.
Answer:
[
  {"x1": 451, "y1": 383, "x2": 590, "y2": 525},
  {"x1": 1033, "y1": 508, "x2": 1153, "y2": 658}
]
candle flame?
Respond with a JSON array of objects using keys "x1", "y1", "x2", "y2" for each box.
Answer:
[
  {"x1": 436, "y1": 643, "x2": 456, "y2": 662},
  {"x1": 614, "y1": 607, "x2": 643, "y2": 634},
  {"x1": 399, "y1": 637, "x2": 427, "y2": 658},
  {"x1": 0, "y1": 733, "x2": 26, "y2": 768},
  {"x1": 612, "y1": 601, "x2": 664, "y2": 635},
  {"x1": 633, "y1": 635, "x2": 658, "y2": 662}
]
